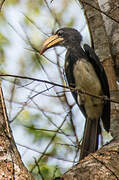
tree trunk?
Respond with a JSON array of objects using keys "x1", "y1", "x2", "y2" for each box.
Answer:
[
  {"x1": 55, "y1": 0, "x2": 119, "y2": 179},
  {"x1": 0, "y1": 82, "x2": 34, "y2": 179}
]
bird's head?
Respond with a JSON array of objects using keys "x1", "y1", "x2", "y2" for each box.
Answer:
[{"x1": 40, "y1": 27, "x2": 82, "y2": 55}]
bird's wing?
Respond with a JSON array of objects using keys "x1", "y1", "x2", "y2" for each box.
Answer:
[
  {"x1": 83, "y1": 44, "x2": 110, "y2": 132},
  {"x1": 65, "y1": 51, "x2": 87, "y2": 118},
  {"x1": 65, "y1": 49, "x2": 101, "y2": 160}
]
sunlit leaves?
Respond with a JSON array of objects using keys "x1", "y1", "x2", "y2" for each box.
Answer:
[
  {"x1": 0, "y1": 33, "x2": 9, "y2": 65},
  {"x1": 0, "y1": 33, "x2": 9, "y2": 45},
  {"x1": 29, "y1": 162, "x2": 61, "y2": 180},
  {"x1": 6, "y1": 0, "x2": 19, "y2": 5}
]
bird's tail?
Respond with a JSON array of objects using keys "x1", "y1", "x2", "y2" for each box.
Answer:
[{"x1": 80, "y1": 118, "x2": 100, "y2": 160}]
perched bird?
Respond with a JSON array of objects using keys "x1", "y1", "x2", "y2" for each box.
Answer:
[{"x1": 40, "y1": 27, "x2": 110, "y2": 160}]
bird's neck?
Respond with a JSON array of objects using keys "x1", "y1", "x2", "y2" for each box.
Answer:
[{"x1": 67, "y1": 42, "x2": 86, "y2": 58}]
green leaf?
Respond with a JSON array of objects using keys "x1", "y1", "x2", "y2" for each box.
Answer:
[{"x1": 0, "y1": 33, "x2": 9, "y2": 45}]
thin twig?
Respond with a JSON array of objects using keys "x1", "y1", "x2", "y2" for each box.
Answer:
[
  {"x1": 16, "y1": 143, "x2": 76, "y2": 163},
  {"x1": 30, "y1": 115, "x2": 72, "y2": 173},
  {"x1": 34, "y1": 158, "x2": 44, "y2": 180},
  {"x1": 0, "y1": 73, "x2": 119, "y2": 104},
  {"x1": 24, "y1": 125, "x2": 72, "y2": 136},
  {"x1": 43, "y1": 0, "x2": 61, "y2": 26},
  {"x1": 30, "y1": 100, "x2": 75, "y2": 144}
]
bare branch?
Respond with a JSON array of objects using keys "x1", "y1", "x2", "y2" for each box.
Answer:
[
  {"x1": 43, "y1": 0, "x2": 61, "y2": 26},
  {"x1": 0, "y1": 73, "x2": 119, "y2": 104},
  {"x1": 17, "y1": 143, "x2": 76, "y2": 163},
  {"x1": 30, "y1": 115, "x2": 73, "y2": 172},
  {"x1": 0, "y1": 0, "x2": 6, "y2": 11}
]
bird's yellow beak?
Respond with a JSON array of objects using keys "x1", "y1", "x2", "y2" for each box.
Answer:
[{"x1": 40, "y1": 35, "x2": 64, "y2": 55}]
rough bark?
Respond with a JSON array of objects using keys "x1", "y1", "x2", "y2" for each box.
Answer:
[
  {"x1": 97, "y1": 0, "x2": 119, "y2": 137},
  {"x1": 0, "y1": 82, "x2": 34, "y2": 179},
  {"x1": 80, "y1": 0, "x2": 117, "y2": 91},
  {"x1": 55, "y1": 0, "x2": 119, "y2": 179},
  {"x1": 80, "y1": 0, "x2": 119, "y2": 138},
  {"x1": 98, "y1": 0, "x2": 119, "y2": 81},
  {"x1": 58, "y1": 137, "x2": 119, "y2": 180}
]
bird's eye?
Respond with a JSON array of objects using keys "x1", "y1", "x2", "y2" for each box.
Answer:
[{"x1": 57, "y1": 30, "x2": 64, "y2": 36}]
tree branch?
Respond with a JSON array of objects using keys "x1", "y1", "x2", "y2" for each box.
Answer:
[
  {"x1": 54, "y1": 137, "x2": 119, "y2": 179},
  {"x1": 0, "y1": 0, "x2": 6, "y2": 11},
  {"x1": 79, "y1": 0, "x2": 119, "y2": 23},
  {"x1": 0, "y1": 73, "x2": 119, "y2": 104}
]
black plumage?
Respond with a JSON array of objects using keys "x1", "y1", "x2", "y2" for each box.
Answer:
[{"x1": 40, "y1": 27, "x2": 110, "y2": 160}]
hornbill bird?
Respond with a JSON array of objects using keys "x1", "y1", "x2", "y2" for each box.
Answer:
[{"x1": 40, "y1": 27, "x2": 110, "y2": 160}]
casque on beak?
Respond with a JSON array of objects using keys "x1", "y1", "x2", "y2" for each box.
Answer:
[{"x1": 40, "y1": 35, "x2": 64, "y2": 55}]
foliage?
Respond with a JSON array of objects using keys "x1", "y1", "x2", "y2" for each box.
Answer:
[{"x1": 0, "y1": 0, "x2": 84, "y2": 179}]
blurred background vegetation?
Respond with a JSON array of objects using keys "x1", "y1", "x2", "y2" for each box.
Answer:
[{"x1": 0, "y1": 0, "x2": 91, "y2": 179}]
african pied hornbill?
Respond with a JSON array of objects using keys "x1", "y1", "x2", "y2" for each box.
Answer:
[{"x1": 40, "y1": 27, "x2": 110, "y2": 160}]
